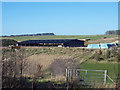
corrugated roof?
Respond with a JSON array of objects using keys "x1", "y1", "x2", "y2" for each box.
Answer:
[{"x1": 19, "y1": 39, "x2": 83, "y2": 44}]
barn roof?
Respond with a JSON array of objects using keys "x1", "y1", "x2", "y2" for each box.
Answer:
[{"x1": 19, "y1": 39, "x2": 84, "y2": 44}]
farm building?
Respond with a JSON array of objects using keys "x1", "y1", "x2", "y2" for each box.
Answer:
[
  {"x1": 18, "y1": 39, "x2": 85, "y2": 47},
  {"x1": 87, "y1": 43, "x2": 118, "y2": 49}
]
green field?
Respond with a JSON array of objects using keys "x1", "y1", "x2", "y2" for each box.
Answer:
[
  {"x1": 2, "y1": 40, "x2": 119, "y2": 88},
  {"x1": 4, "y1": 47, "x2": 118, "y2": 87},
  {"x1": 80, "y1": 62, "x2": 118, "y2": 85},
  {"x1": 15, "y1": 47, "x2": 119, "y2": 85},
  {"x1": 2, "y1": 35, "x2": 117, "y2": 41},
  {"x1": 23, "y1": 47, "x2": 119, "y2": 86}
]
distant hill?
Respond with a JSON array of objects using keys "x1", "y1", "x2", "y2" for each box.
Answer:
[{"x1": 2, "y1": 33, "x2": 55, "y2": 37}]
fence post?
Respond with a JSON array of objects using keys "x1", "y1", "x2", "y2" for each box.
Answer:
[
  {"x1": 104, "y1": 70, "x2": 107, "y2": 84},
  {"x1": 71, "y1": 69, "x2": 73, "y2": 85},
  {"x1": 66, "y1": 68, "x2": 68, "y2": 83},
  {"x1": 51, "y1": 73, "x2": 52, "y2": 79},
  {"x1": 75, "y1": 70, "x2": 77, "y2": 78},
  {"x1": 66, "y1": 68, "x2": 69, "y2": 89},
  {"x1": 86, "y1": 70, "x2": 87, "y2": 84}
]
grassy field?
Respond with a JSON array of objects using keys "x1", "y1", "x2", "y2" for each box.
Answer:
[
  {"x1": 19, "y1": 47, "x2": 118, "y2": 85},
  {"x1": 2, "y1": 35, "x2": 117, "y2": 41},
  {"x1": 2, "y1": 45, "x2": 119, "y2": 88},
  {"x1": 80, "y1": 61, "x2": 118, "y2": 85},
  {"x1": 35, "y1": 48, "x2": 118, "y2": 84}
]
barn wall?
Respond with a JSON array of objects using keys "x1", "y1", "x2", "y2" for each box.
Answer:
[
  {"x1": 18, "y1": 40, "x2": 84, "y2": 47},
  {"x1": 64, "y1": 40, "x2": 84, "y2": 47}
]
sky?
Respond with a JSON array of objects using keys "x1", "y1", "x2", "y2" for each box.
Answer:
[{"x1": 2, "y1": 2, "x2": 118, "y2": 35}]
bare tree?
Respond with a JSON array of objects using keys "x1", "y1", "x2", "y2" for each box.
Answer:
[
  {"x1": 2, "y1": 48, "x2": 27, "y2": 88},
  {"x1": 49, "y1": 58, "x2": 78, "y2": 77}
]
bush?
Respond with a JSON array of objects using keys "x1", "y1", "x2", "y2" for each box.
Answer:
[
  {"x1": 116, "y1": 51, "x2": 120, "y2": 62},
  {"x1": 94, "y1": 53, "x2": 101, "y2": 61},
  {"x1": 98, "y1": 50, "x2": 102, "y2": 55},
  {"x1": 105, "y1": 50, "x2": 111, "y2": 58},
  {"x1": 111, "y1": 47, "x2": 117, "y2": 57},
  {"x1": 34, "y1": 64, "x2": 43, "y2": 78},
  {"x1": 49, "y1": 58, "x2": 77, "y2": 76},
  {"x1": 89, "y1": 50, "x2": 104, "y2": 61},
  {"x1": 2, "y1": 39, "x2": 18, "y2": 46}
]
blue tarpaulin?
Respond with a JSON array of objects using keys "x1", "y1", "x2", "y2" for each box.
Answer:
[
  {"x1": 87, "y1": 43, "x2": 118, "y2": 49},
  {"x1": 87, "y1": 44, "x2": 100, "y2": 49}
]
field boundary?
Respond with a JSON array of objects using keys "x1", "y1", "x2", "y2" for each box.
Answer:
[{"x1": 66, "y1": 69, "x2": 107, "y2": 87}]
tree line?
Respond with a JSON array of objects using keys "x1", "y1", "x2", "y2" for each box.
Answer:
[
  {"x1": 105, "y1": 30, "x2": 120, "y2": 35},
  {"x1": 2, "y1": 33, "x2": 55, "y2": 37}
]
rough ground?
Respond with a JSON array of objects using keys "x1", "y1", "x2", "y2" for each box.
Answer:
[{"x1": 87, "y1": 37, "x2": 118, "y2": 44}]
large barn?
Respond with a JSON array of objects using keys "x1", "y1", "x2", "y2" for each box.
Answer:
[{"x1": 18, "y1": 39, "x2": 84, "y2": 47}]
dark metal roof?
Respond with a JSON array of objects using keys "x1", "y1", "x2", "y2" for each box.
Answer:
[{"x1": 19, "y1": 39, "x2": 84, "y2": 44}]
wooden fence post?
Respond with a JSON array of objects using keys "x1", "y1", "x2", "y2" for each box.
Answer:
[
  {"x1": 104, "y1": 70, "x2": 107, "y2": 84},
  {"x1": 86, "y1": 70, "x2": 88, "y2": 84},
  {"x1": 66, "y1": 68, "x2": 69, "y2": 89},
  {"x1": 66, "y1": 68, "x2": 68, "y2": 83}
]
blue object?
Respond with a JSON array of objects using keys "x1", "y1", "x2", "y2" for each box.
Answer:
[
  {"x1": 87, "y1": 44, "x2": 100, "y2": 49},
  {"x1": 87, "y1": 43, "x2": 118, "y2": 49}
]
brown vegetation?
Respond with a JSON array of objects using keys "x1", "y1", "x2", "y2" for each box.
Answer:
[
  {"x1": 2, "y1": 46, "x2": 120, "y2": 88},
  {"x1": 86, "y1": 37, "x2": 118, "y2": 45}
]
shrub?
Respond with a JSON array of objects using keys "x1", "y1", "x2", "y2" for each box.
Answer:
[
  {"x1": 49, "y1": 58, "x2": 77, "y2": 76},
  {"x1": 34, "y1": 64, "x2": 43, "y2": 78},
  {"x1": 89, "y1": 50, "x2": 105, "y2": 61},
  {"x1": 2, "y1": 39, "x2": 18, "y2": 46},
  {"x1": 111, "y1": 47, "x2": 117, "y2": 57},
  {"x1": 95, "y1": 53, "x2": 101, "y2": 61},
  {"x1": 105, "y1": 50, "x2": 111, "y2": 58},
  {"x1": 98, "y1": 50, "x2": 102, "y2": 55},
  {"x1": 116, "y1": 51, "x2": 120, "y2": 62}
]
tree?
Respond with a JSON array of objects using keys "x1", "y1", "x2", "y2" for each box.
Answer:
[
  {"x1": 2, "y1": 48, "x2": 27, "y2": 88},
  {"x1": 105, "y1": 30, "x2": 120, "y2": 35},
  {"x1": 2, "y1": 39, "x2": 18, "y2": 46}
]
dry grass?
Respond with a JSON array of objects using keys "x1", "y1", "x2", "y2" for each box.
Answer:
[
  {"x1": 23, "y1": 54, "x2": 75, "y2": 76},
  {"x1": 22, "y1": 47, "x2": 95, "y2": 77},
  {"x1": 51, "y1": 75, "x2": 66, "y2": 82},
  {"x1": 2, "y1": 46, "x2": 119, "y2": 88},
  {"x1": 86, "y1": 37, "x2": 118, "y2": 44}
]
